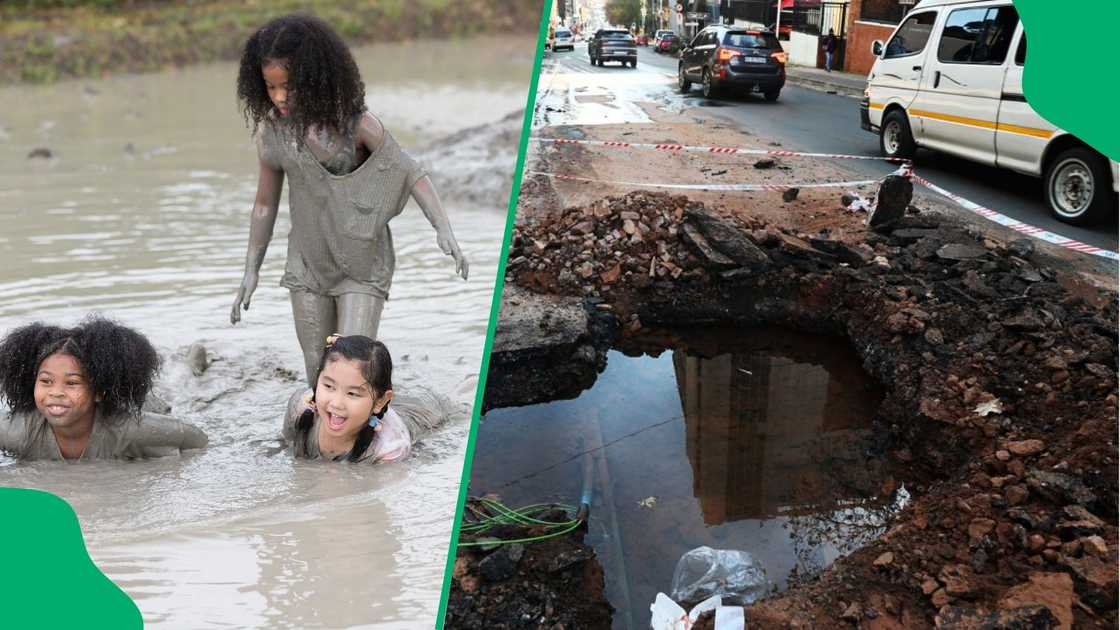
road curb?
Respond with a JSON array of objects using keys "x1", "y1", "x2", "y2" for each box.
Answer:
[{"x1": 785, "y1": 73, "x2": 864, "y2": 98}]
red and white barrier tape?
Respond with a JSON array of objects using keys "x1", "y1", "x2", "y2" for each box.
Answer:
[
  {"x1": 525, "y1": 170, "x2": 880, "y2": 192},
  {"x1": 908, "y1": 173, "x2": 1119, "y2": 261},
  {"x1": 532, "y1": 136, "x2": 912, "y2": 164},
  {"x1": 532, "y1": 136, "x2": 1117, "y2": 261}
]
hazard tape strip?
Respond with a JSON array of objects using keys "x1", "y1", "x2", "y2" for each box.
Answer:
[
  {"x1": 532, "y1": 136, "x2": 912, "y2": 164},
  {"x1": 525, "y1": 170, "x2": 881, "y2": 192},
  {"x1": 909, "y1": 173, "x2": 1119, "y2": 261},
  {"x1": 530, "y1": 136, "x2": 1117, "y2": 261}
]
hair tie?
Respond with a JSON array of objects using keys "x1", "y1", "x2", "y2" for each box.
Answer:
[{"x1": 324, "y1": 333, "x2": 341, "y2": 347}]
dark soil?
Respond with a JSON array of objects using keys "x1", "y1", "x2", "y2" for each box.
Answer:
[
  {"x1": 491, "y1": 190, "x2": 1118, "y2": 628},
  {"x1": 446, "y1": 502, "x2": 613, "y2": 629}
]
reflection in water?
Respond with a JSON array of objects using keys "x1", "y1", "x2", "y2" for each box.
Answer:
[
  {"x1": 476, "y1": 328, "x2": 902, "y2": 630},
  {"x1": 0, "y1": 35, "x2": 532, "y2": 628}
]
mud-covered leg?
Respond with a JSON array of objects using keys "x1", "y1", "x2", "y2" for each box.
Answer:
[
  {"x1": 290, "y1": 290, "x2": 337, "y2": 387},
  {"x1": 337, "y1": 293, "x2": 386, "y2": 340}
]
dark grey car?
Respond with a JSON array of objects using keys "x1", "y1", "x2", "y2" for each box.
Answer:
[
  {"x1": 678, "y1": 27, "x2": 786, "y2": 100},
  {"x1": 589, "y1": 29, "x2": 638, "y2": 68}
]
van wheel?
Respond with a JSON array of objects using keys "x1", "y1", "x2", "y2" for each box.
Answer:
[
  {"x1": 1045, "y1": 147, "x2": 1114, "y2": 226},
  {"x1": 880, "y1": 110, "x2": 916, "y2": 160},
  {"x1": 763, "y1": 89, "x2": 780, "y2": 102},
  {"x1": 678, "y1": 64, "x2": 691, "y2": 93}
]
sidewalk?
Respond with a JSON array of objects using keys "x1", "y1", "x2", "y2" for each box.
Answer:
[{"x1": 785, "y1": 65, "x2": 867, "y2": 97}]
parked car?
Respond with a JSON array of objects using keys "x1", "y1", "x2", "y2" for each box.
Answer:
[
  {"x1": 678, "y1": 26, "x2": 786, "y2": 100},
  {"x1": 861, "y1": 0, "x2": 1118, "y2": 225},
  {"x1": 589, "y1": 29, "x2": 638, "y2": 68},
  {"x1": 657, "y1": 33, "x2": 682, "y2": 54},
  {"x1": 553, "y1": 28, "x2": 575, "y2": 52},
  {"x1": 654, "y1": 29, "x2": 675, "y2": 48}
]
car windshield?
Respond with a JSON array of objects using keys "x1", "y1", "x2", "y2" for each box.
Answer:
[
  {"x1": 724, "y1": 32, "x2": 780, "y2": 49},
  {"x1": 604, "y1": 32, "x2": 631, "y2": 39},
  {"x1": 557, "y1": 32, "x2": 570, "y2": 37}
]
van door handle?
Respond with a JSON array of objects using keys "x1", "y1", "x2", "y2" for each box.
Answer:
[
  {"x1": 934, "y1": 70, "x2": 941, "y2": 88},
  {"x1": 912, "y1": 65, "x2": 922, "y2": 71}
]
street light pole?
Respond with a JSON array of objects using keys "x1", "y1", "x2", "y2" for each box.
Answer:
[{"x1": 775, "y1": 0, "x2": 781, "y2": 36}]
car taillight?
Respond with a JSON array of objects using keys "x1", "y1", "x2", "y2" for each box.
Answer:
[
  {"x1": 717, "y1": 48, "x2": 740, "y2": 63},
  {"x1": 770, "y1": 51, "x2": 788, "y2": 64}
]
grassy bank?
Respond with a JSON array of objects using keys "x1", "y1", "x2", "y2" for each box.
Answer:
[{"x1": 0, "y1": 0, "x2": 542, "y2": 84}]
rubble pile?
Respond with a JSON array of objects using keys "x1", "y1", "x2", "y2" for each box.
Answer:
[{"x1": 498, "y1": 191, "x2": 1118, "y2": 628}]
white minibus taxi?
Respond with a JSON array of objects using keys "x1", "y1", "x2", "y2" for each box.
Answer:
[{"x1": 859, "y1": 0, "x2": 1118, "y2": 225}]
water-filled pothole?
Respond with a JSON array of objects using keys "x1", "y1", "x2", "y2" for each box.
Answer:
[{"x1": 472, "y1": 327, "x2": 907, "y2": 629}]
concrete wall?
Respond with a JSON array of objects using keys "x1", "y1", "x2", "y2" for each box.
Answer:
[{"x1": 788, "y1": 30, "x2": 821, "y2": 68}]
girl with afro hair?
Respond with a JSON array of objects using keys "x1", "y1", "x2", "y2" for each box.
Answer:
[
  {"x1": 230, "y1": 14, "x2": 470, "y2": 387},
  {"x1": 0, "y1": 317, "x2": 207, "y2": 461}
]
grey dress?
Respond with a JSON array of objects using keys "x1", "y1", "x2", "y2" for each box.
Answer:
[
  {"x1": 0, "y1": 406, "x2": 208, "y2": 461},
  {"x1": 258, "y1": 115, "x2": 428, "y2": 299}
]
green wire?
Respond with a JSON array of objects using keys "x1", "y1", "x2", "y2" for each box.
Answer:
[{"x1": 458, "y1": 498, "x2": 584, "y2": 547}]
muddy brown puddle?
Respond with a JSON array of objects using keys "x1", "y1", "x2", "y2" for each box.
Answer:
[{"x1": 472, "y1": 327, "x2": 908, "y2": 629}]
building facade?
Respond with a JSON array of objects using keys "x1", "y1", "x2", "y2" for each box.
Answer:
[{"x1": 843, "y1": 0, "x2": 913, "y2": 75}]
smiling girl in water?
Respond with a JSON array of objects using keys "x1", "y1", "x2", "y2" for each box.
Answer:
[
  {"x1": 0, "y1": 317, "x2": 208, "y2": 461},
  {"x1": 283, "y1": 334, "x2": 453, "y2": 463},
  {"x1": 231, "y1": 14, "x2": 469, "y2": 387}
]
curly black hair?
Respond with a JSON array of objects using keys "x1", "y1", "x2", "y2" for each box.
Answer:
[
  {"x1": 295, "y1": 335, "x2": 392, "y2": 462},
  {"x1": 0, "y1": 316, "x2": 161, "y2": 422},
  {"x1": 236, "y1": 13, "x2": 366, "y2": 143}
]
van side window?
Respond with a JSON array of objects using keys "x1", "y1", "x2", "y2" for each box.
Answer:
[
  {"x1": 884, "y1": 11, "x2": 936, "y2": 59},
  {"x1": 1015, "y1": 33, "x2": 1026, "y2": 65},
  {"x1": 938, "y1": 6, "x2": 1019, "y2": 64}
]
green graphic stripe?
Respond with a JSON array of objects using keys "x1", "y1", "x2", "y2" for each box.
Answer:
[
  {"x1": 0, "y1": 488, "x2": 142, "y2": 629},
  {"x1": 433, "y1": 1, "x2": 553, "y2": 626},
  {"x1": 1015, "y1": 0, "x2": 1119, "y2": 161}
]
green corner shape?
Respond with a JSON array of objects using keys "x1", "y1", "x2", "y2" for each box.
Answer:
[
  {"x1": 0, "y1": 487, "x2": 142, "y2": 629},
  {"x1": 1016, "y1": 0, "x2": 1120, "y2": 161}
]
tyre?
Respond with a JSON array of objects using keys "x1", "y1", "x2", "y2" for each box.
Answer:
[
  {"x1": 879, "y1": 109, "x2": 916, "y2": 160},
  {"x1": 702, "y1": 68, "x2": 717, "y2": 98},
  {"x1": 597, "y1": 57, "x2": 604, "y2": 67},
  {"x1": 678, "y1": 64, "x2": 691, "y2": 93},
  {"x1": 1044, "y1": 146, "x2": 1114, "y2": 226},
  {"x1": 764, "y1": 89, "x2": 780, "y2": 102},
  {"x1": 631, "y1": 59, "x2": 638, "y2": 68}
]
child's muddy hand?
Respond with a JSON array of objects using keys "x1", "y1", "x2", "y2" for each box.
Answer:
[{"x1": 230, "y1": 273, "x2": 259, "y2": 324}]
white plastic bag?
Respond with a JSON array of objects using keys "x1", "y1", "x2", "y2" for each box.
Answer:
[
  {"x1": 650, "y1": 593, "x2": 720, "y2": 630},
  {"x1": 669, "y1": 546, "x2": 771, "y2": 606}
]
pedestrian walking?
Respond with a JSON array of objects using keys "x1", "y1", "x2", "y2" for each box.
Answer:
[{"x1": 822, "y1": 28, "x2": 838, "y2": 72}]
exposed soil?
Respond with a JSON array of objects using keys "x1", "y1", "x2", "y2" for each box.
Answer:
[
  {"x1": 446, "y1": 500, "x2": 613, "y2": 629},
  {"x1": 0, "y1": 0, "x2": 540, "y2": 84},
  {"x1": 487, "y1": 184, "x2": 1118, "y2": 628}
]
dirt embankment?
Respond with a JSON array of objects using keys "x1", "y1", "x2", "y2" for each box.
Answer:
[
  {"x1": 0, "y1": 0, "x2": 540, "y2": 84},
  {"x1": 486, "y1": 182, "x2": 1118, "y2": 628}
]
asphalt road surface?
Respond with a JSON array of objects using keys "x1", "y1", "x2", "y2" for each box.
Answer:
[{"x1": 545, "y1": 42, "x2": 1119, "y2": 253}]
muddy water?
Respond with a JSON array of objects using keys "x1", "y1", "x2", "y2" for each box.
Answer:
[
  {"x1": 0, "y1": 35, "x2": 533, "y2": 628},
  {"x1": 473, "y1": 328, "x2": 905, "y2": 629}
]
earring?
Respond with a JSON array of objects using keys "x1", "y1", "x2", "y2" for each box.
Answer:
[{"x1": 367, "y1": 415, "x2": 381, "y2": 429}]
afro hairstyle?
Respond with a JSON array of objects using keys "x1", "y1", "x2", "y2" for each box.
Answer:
[{"x1": 0, "y1": 316, "x2": 161, "y2": 422}]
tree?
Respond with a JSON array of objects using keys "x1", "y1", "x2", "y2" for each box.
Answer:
[{"x1": 606, "y1": 0, "x2": 642, "y2": 29}]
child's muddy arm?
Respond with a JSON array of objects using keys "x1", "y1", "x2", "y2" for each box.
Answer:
[
  {"x1": 0, "y1": 407, "x2": 22, "y2": 454},
  {"x1": 281, "y1": 388, "x2": 312, "y2": 442},
  {"x1": 410, "y1": 177, "x2": 469, "y2": 281},
  {"x1": 134, "y1": 412, "x2": 208, "y2": 455},
  {"x1": 231, "y1": 154, "x2": 285, "y2": 325}
]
